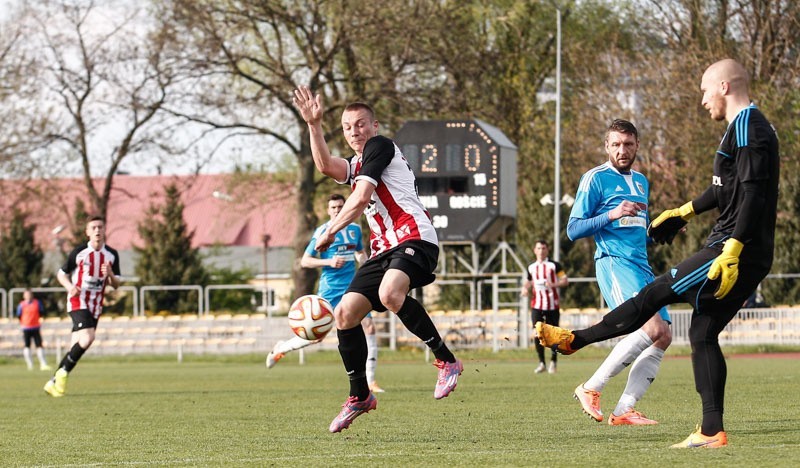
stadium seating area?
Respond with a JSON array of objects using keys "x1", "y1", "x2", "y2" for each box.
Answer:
[
  {"x1": 1, "y1": 306, "x2": 799, "y2": 358},
  {"x1": 391, "y1": 306, "x2": 800, "y2": 350},
  {"x1": 0, "y1": 313, "x2": 274, "y2": 357}
]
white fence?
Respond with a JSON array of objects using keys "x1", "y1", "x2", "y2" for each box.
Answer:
[
  {"x1": 1, "y1": 306, "x2": 797, "y2": 360},
  {"x1": 1, "y1": 273, "x2": 798, "y2": 359},
  {"x1": 3, "y1": 284, "x2": 279, "y2": 318},
  {"x1": 388, "y1": 307, "x2": 800, "y2": 351}
]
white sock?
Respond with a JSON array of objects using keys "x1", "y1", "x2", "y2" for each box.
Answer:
[
  {"x1": 614, "y1": 345, "x2": 665, "y2": 416},
  {"x1": 36, "y1": 347, "x2": 48, "y2": 366},
  {"x1": 23, "y1": 347, "x2": 33, "y2": 369},
  {"x1": 585, "y1": 329, "x2": 652, "y2": 392},
  {"x1": 274, "y1": 336, "x2": 315, "y2": 354},
  {"x1": 366, "y1": 333, "x2": 378, "y2": 384}
]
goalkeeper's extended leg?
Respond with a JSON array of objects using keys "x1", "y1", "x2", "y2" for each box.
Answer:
[
  {"x1": 540, "y1": 278, "x2": 677, "y2": 353},
  {"x1": 573, "y1": 276, "x2": 679, "y2": 349}
]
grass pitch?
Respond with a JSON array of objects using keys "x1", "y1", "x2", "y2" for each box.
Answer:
[{"x1": 1, "y1": 349, "x2": 798, "y2": 467}]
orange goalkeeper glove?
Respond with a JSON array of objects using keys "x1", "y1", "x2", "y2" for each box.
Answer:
[
  {"x1": 647, "y1": 201, "x2": 695, "y2": 245},
  {"x1": 707, "y1": 238, "x2": 744, "y2": 299}
]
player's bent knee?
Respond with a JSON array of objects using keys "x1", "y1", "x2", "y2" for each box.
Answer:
[
  {"x1": 653, "y1": 328, "x2": 673, "y2": 348},
  {"x1": 378, "y1": 289, "x2": 405, "y2": 313},
  {"x1": 333, "y1": 308, "x2": 360, "y2": 329},
  {"x1": 643, "y1": 316, "x2": 673, "y2": 345},
  {"x1": 361, "y1": 318, "x2": 376, "y2": 334}
]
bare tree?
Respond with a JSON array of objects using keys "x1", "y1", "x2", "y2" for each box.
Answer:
[
  {"x1": 18, "y1": 0, "x2": 202, "y2": 222},
  {"x1": 0, "y1": 4, "x2": 51, "y2": 177},
  {"x1": 160, "y1": 0, "x2": 459, "y2": 295}
]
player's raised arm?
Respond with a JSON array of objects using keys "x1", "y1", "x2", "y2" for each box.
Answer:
[{"x1": 293, "y1": 86, "x2": 348, "y2": 181}]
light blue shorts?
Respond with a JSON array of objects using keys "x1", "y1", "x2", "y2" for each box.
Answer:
[
  {"x1": 595, "y1": 256, "x2": 671, "y2": 323},
  {"x1": 323, "y1": 291, "x2": 344, "y2": 310}
]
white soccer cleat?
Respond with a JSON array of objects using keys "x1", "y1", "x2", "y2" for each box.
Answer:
[{"x1": 265, "y1": 341, "x2": 285, "y2": 369}]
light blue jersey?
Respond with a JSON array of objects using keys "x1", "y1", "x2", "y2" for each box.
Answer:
[
  {"x1": 569, "y1": 162, "x2": 670, "y2": 322},
  {"x1": 569, "y1": 162, "x2": 650, "y2": 270},
  {"x1": 305, "y1": 222, "x2": 364, "y2": 308}
]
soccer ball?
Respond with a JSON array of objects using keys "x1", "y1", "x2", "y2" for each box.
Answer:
[{"x1": 288, "y1": 294, "x2": 335, "y2": 340}]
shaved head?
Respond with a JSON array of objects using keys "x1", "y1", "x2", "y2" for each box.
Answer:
[
  {"x1": 700, "y1": 59, "x2": 752, "y2": 122},
  {"x1": 703, "y1": 59, "x2": 749, "y2": 95}
]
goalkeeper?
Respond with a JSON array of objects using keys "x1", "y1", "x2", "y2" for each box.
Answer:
[{"x1": 536, "y1": 58, "x2": 779, "y2": 448}]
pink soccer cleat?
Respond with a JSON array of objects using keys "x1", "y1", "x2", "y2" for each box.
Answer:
[
  {"x1": 328, "y1": 393, "x2": 377, "y2": 433},
  {"x1": 433, "y1": 359, "x2": 463, "y2": 399}
]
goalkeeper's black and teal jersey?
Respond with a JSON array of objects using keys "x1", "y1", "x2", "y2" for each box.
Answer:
[{"x1": 706, "y1": 104, "x2": 779, "y2": 263}]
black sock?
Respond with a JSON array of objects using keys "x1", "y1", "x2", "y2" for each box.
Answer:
[
  {"x1": 58, "y1": 343, "x2": 87, "y2": 373},
  {"x1": 396, "y1": 296, "x2": 455, "y2": 363},
  {"x1": 337, "y1": 326, "x2": 369, "y2": 400},
  {"x1": 534, "y1": 340, "x2": 545, "y2": 363},
  {"x1": 574, "y1": 300, "x2": 650, "y2": 349},
  {"x1": 691, "y1": 314, "x2": 727, "y2": 436},
  {"x1": 574, "y1": 281, "x2": 676, "y2": 349}
]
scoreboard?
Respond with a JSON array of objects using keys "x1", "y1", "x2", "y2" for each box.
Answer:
[{"x1": 395, "y1": 119, "x2": 517, "y2": 243}]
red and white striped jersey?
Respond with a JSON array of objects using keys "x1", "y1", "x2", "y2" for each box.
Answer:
[
  {"x1": 526, "y1": 259, "x2": 565, "y2": 310},
  {"x1": 60, "y1": 243, "x2": 121, "y2": 318},
  {"x1": 342, "y1": 135, "x2": 438, "y2": 257}
]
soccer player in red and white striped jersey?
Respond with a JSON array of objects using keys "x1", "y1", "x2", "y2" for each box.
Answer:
[
  {"x1": 44, "y1": 215, "x2": 120, "y2": 397},
  {"x1": 293, "y1": 86, "x2": 462, "y2": 433},
  {"x1": 521, "y1": 240, "x2": 568, "y2": 374}
]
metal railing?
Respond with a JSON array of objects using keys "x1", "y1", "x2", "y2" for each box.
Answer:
[
  {"x1": 139, "y1": 285, "x2": 203, "y2": 316},
  {"x1": 6, "y1": 287, "x2": 65, "y2": 318},
  {"x1": 0, "y1": 305, "x2": 797, "y2": 358},
  {"x1": 116, "y1": 286, "x2": 139, "y2": 317},
  {"x1": 204, "y1": 284, "x2": 274, "y2": 317}
]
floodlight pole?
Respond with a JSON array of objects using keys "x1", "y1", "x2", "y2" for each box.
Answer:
[
  {"x1": 262, "y1": 234, "x2": 271, "y2": 314},
  {"x1": 553, "y1": 6, "x2": 563, "y2": 261}
]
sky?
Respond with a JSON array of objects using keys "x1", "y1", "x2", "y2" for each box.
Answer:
[{"x1": 1, "y1": 0, "x2": 291, "y2": 177}]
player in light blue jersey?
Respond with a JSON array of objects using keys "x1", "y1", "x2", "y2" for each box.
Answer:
[
  {"x1": 266, "y1": 195, "x2": 384, "y2": 392},
  {"x1": 566, "y1": 120, "x2": 672, "y2": 426},
  {"x1": 304, "y1": 218, "x2": 363, "y2": 310}
]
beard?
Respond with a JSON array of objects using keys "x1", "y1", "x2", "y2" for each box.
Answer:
[{"x1": 610, "y1": 156, "x2": 635, "y2": 171}]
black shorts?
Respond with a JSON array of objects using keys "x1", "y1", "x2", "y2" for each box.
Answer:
[
  {"x1": 69, "y1": 309, "x2": 99, "y2": 332},
  {"x1": 346, "y1": 240, "x2": 439, "y2": 312},
  {"x1": 23, "y1": 329, "x2": 43, "y2": 347},
  {"x1": 531, "y1": 308, "x2": 560, "y2": 327}
]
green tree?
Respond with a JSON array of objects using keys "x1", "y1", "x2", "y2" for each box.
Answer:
[
  {"x1": 135, "y1": 183, "x2": 209, "y2": 314},
  {"x1": 630, "y1": 0, "x2": 800, "y2": 304},
  {"x1": 206, "y1": 264, "x2": 257, "y2": 313},
  {"x1": 0, "y1": 210, "x2": 43, "y2": 289}
]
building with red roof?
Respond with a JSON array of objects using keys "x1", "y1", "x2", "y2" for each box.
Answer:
[{"x1": 0, "y1": 174, "x2": 298, "y2": 279}]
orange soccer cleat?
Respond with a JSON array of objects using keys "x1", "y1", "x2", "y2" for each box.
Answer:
[
  {"x1": 670, "y1": 425, "x2": 728, "y2": 448},
  {"x1": 574, "y1": 384, "x2": 603, "y2": 422},
  {"x1": 534, "y1": 322, "x2": 576, "y2": 355},
  {"x1": 369, "y1": 381, "x2": 386, "y2": 393},
  {"x1": 608, "y1": 409, "x2": 658, "y2": 426}
]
